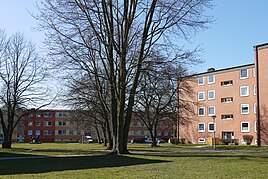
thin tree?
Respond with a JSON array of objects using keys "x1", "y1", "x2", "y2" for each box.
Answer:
[
  {"x1": 0, "y1": 31, "x2": 49, "y2": 148},
  {"x1": 36, "y1": 0, "x2": 212, "y2": 154}
]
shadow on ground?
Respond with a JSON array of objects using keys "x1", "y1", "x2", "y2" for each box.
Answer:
[{"x1": 0, "y1": 153, "x2": 169, "y2": 175}]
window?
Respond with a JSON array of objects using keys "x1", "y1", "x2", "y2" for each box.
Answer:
[
  {"x1": 28, "y1": 113, "x2": 33, "y2": 117},
  {"x1": 208, "y1": 122, "x2": 215, "y2": 132},
  {"x1": 198, "y1": 107, "x2": 205, "y2": 116},
  {"x1": 254, "y1": 103, "x2": 257, "y2": 114},
  {"x1": 58, "y1": 121, "x2": 66, "y2": 126},
  {"x1": 208, "y1": 106, "x2": 215, "y2": 116},
  {"x1": 254, "y1": 121, "x2": 257, "y2": 133},
  {"x1": 58, "y1": 112, "x2": 66, "y2": 117},
  {"x1": 198, "y1": 138, "x2": 206, "y2": 144},
  {"x1": 208, "y1": 90, "x2": 215, "y2": 100},
  {"x1": 221, "y1": 114, "x2": 234, "y2": 120},
  {"x1": 164, "y1": 131, "x2": 169, "y2": 136},
  {"x1": 44, "y1": 121, "x2": 52, "y2": 126},
  {"x1": 241, "y1": 104, "x2": 249, "y2": 114},
  {"x1": 208, "y1": 74, "x2": 215, "y2": 84},
  {"x1": 254, "y1": 85, "x2": 256, "y2": 95},
  {"x1": 28, "y1": 122, "x2": 33, "y2": 126},
  {"x1": 69, "y1": 130, "x2": 74, "y2": 135},
  {"x1": 253, "y1": 68, "x2": 256, "y2": 78},
  {"x1": 44, "y1": 112, "x2": 52, "y2": 118},
  {"x1": 198, "y1": 123, "x2": 205, "y2": 132},
  {"x1": 28, "y1": 130, "x2": 33, "y2": 135},
  {"x1": 35, "y1": 130, "x2": 41, "y2": 136},
  {"x1": 36, "y1": 113, "x2": 41, "y2": 117},
  {"x1": 77, "y1": 130, "x2": 82, "y2": 135},
  {"x1": 140, "y1": 122, "x2": 145, "y2": 127},
  {"x1": 221, "y1": 97, "x2": 233, "y2": 103},
  {"x1": 171, "y1": 131, "x2": 175, "y2": 137},
  {"x1": 140, "y1": 131, "x2": 145, "y2": 136},
  {"x1": 157, "y1": 131, "x2": 162, "y2": 136},
  {"x1": 44, "y1": 130, "x2": 52, "y2": 135},
  {"x1": 240, "y1": 69, "x2": 248, "y2": 79},
  {"x1": 36, "y1": 121, "x2": 41, "y2": 126},
  {"x1": 198, "y1": 91, "x2": 205, "y2": 101},
  {"x1": 221, "y1": 80, "x2": 233, "y2": 86},
  {"x1": 58, "y1": 130, "x2": 66, "y2": 135},
  {"x1": 198, "y1": 77, "x2": 204, "y2": 85},
  {"x1": 128, "y1": 131, "x2": 134, "y2": 136},
  {"x1": 241, "y1": 122, "x2": 250, "y2": 132},
  {"x1": 240, "y1": 86, "x2": 249, "y2": 96}
]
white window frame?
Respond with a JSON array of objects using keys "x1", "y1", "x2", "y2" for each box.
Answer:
[
  {"x1": 28, "y1": 130, "x2": 33, "y2": 135},
  {"x1": 253, "y1": 68, "x2": 256, "y2": 78},
  {"x1": 254, "y1": 85, "x2": 256, "y2": 95},
  {"x1": 198, "y1": 138, "x2": 206, "y2": 144},
  {"x1": 254, "y1": 121, "x2": 257, "y2": 133},
  {"x1": 208, "y1": 122, "x2": 216, "y2": 132},
  {"x1": 241, "y1": 104, "x2": 249, "y2": 114},
  {"x1": 208, "y1": 90, "x2": 215, "y2": 100},
  {"x1": 221, "y1": 97, "x2": 233, "y2": 103},
  {"x1": 208, "y1": 74, "x2": 215, "y2": 84},
  {"x1": 198, "y1": 77, "x2": 204, "y2": 85},
  {"x1": 198, "y1": 123, "x2": 205, "y2": 132},
  {"x1": 35, "y1": 130, "x2": 41, "y2": 136},
  {"x1": 254, "y1": 103, "x2": 257, "y2": 114},
  {"x1": 198, "y1": 107, "x2": 205, "y2": 116},
  {"x1": 198, "y1": 91, "x2": 205, "y2": 101},
  {"x1": 240, "y1": 69, "x2": 248, "y2": 79},
  {"x1": 208, "y1": 106, "x2": 215, "y2": 116},
  {"x1": 241, "y1": 122, "x2": 250, "y2": 132},
  {"x1": 240, "y1": 86, "x2": 249, "y2": 96}
]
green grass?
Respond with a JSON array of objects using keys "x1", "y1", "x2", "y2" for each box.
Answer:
[{"x1": 1, "y1": 143, "x2": 268, "y2": 178}]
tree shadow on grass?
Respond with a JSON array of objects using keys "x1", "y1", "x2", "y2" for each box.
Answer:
[{"x1": 0, "y1": 153, "x2": 169, "y2": 175}]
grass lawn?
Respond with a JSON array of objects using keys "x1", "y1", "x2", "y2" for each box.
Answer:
[{"x1": 1, "y1": 143, "x2": 268, "y2": 178}]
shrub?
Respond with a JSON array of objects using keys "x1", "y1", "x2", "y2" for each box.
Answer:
[
  {"x1": 243, "y1": 135, "x2": 253, "y2": 145},
  {"x1": 169, "y1": 138, "x2": 179, "y2": 144}
]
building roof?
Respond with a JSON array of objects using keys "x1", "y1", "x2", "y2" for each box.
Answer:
[{"x1": 184, "y1": 63, "x2": 255, "y2": 78}]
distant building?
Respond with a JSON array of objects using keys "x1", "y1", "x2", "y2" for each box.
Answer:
[{"x1": 178, "y1": 43, "x2": 268, "y2": 145}]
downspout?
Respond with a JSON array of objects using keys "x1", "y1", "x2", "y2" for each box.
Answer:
[{"x1": 255, "y1": 46, "x2": 261, "y2": 147}]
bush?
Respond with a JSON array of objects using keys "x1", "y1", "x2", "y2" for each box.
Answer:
[
  {"x1": 169, "y1": 138, "x2": 179, "y2": 144},
  {"x1": 243, "y1": 135, "x2": 253, "y2": 145}
]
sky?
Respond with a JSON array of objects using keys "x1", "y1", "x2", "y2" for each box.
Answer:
[{"x1": 0, "y1": 0, "x2": 268, "y2": 73}]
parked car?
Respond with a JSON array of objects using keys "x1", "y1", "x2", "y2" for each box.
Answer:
[
  {"x1": 156, "y1": 138, "x2": 166, "y2": 144},
  {"x1": 85, "y1": 136, "x2": 93, "y2": 143},
  {"x1": 131, "y1": 138, "x2": 151, "y2": 144}
]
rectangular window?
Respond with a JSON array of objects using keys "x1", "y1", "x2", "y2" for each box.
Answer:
[
  {"x1": 255, "y1": 121, "x2": 257, "y2": 133},
  {"x1": 221, "y1": 114, "x2": 234, "y2": 120},
  {"x1": 208, "y1": 106, "x2": 215, "y2": 116},
  {"x1": 198, "y1": 107, "x2": 205, "y2": 116},
  {"x1": 44, "y1": 121, "x2": 52, "y2": 126},
  {"x1": 58, "y1": 121, "x2": 66, "y2": 126},
  {"x1": 44, "y1": 112, "x2": 52, "y2": 118},
  {"x1": 198, "y1": 91, "x2": 205, "y2": 101},
  {"x1": 253, "y1": 68, "x2": 256, "y2": 78},
  {"x1": 221, "y1": 97, "x2": 233, "y2": 103},
  {"x1": 221, "y1": 80, "x2": 233, "y2": 86},
  {"x1": 208, "y1": 75, "x2": 215, "y2": 84},
  {"x1": 58, "y1": 130, "x2": 66, "y2": 135},
  {"x1": 157, "y1": 131, "x2": 162, "y2": 136},
  {"x1": 28, "y1": 130, "x2": 33, "y2": 135},
  {"x1": 28, "y1": 113, "x2": 33, "y2": 117},
  {"x1": 198, "y1": 77, "x2": 204, "y2": 85},
  {"x1": 240, "y1": 86, "x2": 249, "y2": 96},
  {"x1": 77, "y1": 130, "x2": 82, "y2": 135},
  {"x1": 164, "y1": 131, "x2": 169, "y2": 136},
  {"x1": 254, "y1": 85, "x2": 256, "y2": 95},
  {"x1": 198, "y1": 123, "x2": 205, "y2": 132},
  {"x1": 241, "y1": 104, "x2": 249, "y2": 114},
  {"x1": 208, "y1": 90, "x2": 215, "y2": 100},
  {"x1": 36, "y1": 113, "x2": 41, "y2": 117},
  {"x1": 198, "y1": 138, "x2": 206, "y2": 144},
  {"x1": 240, "y1": 69, "x2": 248, "y2": 79},
  {"x1": 128, "y1": 131, "x2": 134, "y2": 136},
  {"x1": 36, "y1": 121, "x2": 41, "y2": 126},
  {"x1": 44, "y1": 130, "x2": 52, "y2": 135},
  {"x1": 35, "y1": 130, "x2": 41, "y2": 136},
  {"x1": 208, "y1": 122, "x2": 215, "y2": 132},
  {"x1": 58, "y1": 112, "x2": 68, "y2": 118},
  {"x1": 254, "y1": 103, "x2": 257, "y2": 114},
  {"x1": 241, "y1": 122, "x2": 250, "y2": 132}
]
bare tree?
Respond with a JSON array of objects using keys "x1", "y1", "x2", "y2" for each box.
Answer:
[
  {"x1": 0, "y1": 30, "x2": 49, "y2": 148},
  {"x1": 36, "y1": 0, "x2": 212, "y2": 154}
]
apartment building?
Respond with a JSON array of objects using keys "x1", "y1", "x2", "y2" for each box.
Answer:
[
  {"x1": 129, "y1": 117, "x2": 175, "y2": 141},
  {"x1": 178, "y1": 43, "x2": 268, "y2": 145}
]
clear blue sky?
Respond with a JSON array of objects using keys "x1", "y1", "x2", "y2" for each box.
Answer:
[{"x1": 1, "y1": 0, "x2": 268, "y2": 73}]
